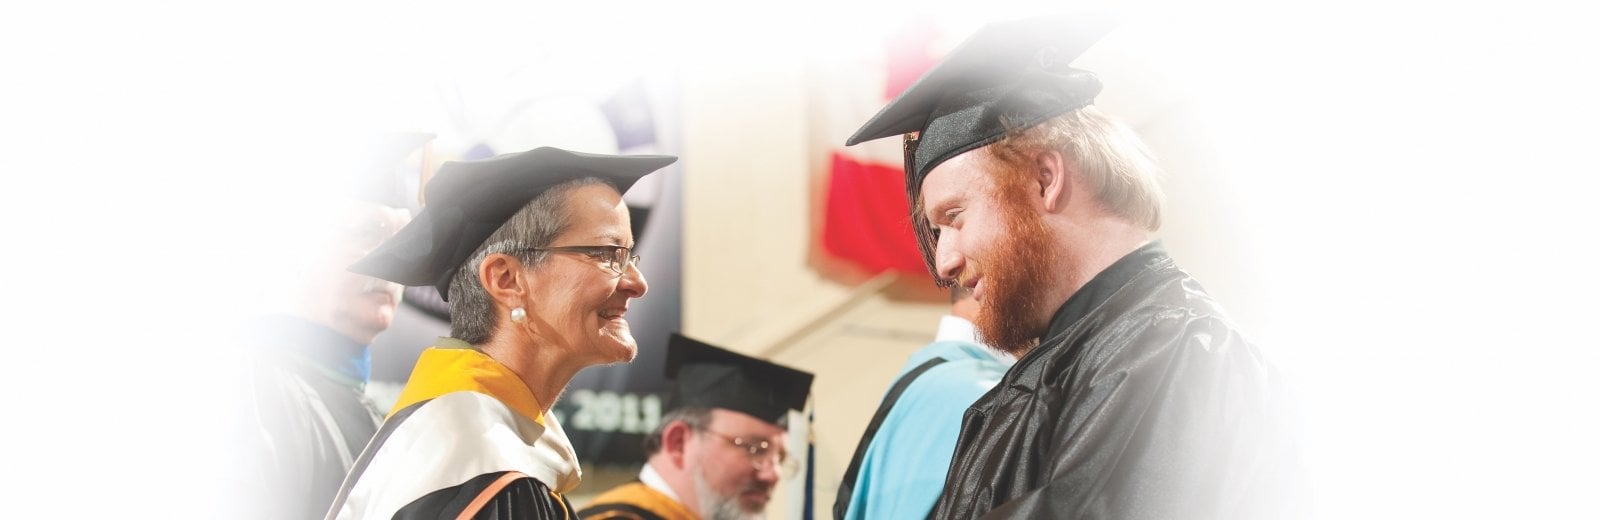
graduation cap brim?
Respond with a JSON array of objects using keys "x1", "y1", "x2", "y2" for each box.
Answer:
[
  {"x1": 664, "y1": 333, "x2": 814, "y2": 424},
  {"x1": 845, "y1": 13, "x2": 1120, "y2": 184},
  {"x1": 348, "y1": 146, "x2": 676, "y2": 299}
]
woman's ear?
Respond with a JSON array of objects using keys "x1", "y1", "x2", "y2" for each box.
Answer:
[
  {"x1": 477, "y1": 253, "x2": 527, "y2": 310},
  {"x1": 1037, "y1": 149, "x2": 1073, "y2": 213}
]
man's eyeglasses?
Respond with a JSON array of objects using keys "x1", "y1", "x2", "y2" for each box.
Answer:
[
  {"x1": 525, "y1": 245, "x2": 639, "y2": 276},
  {"x1": 702, "y1": 430, "x2": 798, "y2": 477}
]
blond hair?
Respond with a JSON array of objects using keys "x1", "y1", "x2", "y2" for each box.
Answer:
[{"x1": 988, "y1": 106, "x2": 1165, "y2": 231}]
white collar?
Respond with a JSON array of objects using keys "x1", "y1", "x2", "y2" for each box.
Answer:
[
  {"x1": 639, "y1": 462, "x2": 680, "y2": 502},
  {"x1": 936, "y1": 315, "x2": 978, "y2": 344}
]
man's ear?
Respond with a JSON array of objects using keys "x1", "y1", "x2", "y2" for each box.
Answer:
[
  {"x1": 1037, "y1": 149, "x2": 1073, "y2": 213},
  {"x1": 661, "y1": 420, "x2": 693, "y2": 468},
  {"x1": 477, "y1": 253, "x2": 527, "y2": 311}
]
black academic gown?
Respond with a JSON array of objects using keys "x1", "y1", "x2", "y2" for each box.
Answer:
[
  {"x1": 576, "y1": 481, "x2": 697, "y2": 520},
  {"x1": 238, "y1": 316, "x2": 382, "y2": 520},
  {"x1": 930, "y1": 243, "x2": 1301, "y2": 520}
]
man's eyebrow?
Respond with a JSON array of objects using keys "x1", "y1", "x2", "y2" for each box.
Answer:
[{"x1": 924, "y1": 197, "x2": 960, "y2": 223}]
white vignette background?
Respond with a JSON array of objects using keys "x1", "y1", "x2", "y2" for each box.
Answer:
[{"x1": 2, "y1": 0, "x2": 1596, "y2": 517}]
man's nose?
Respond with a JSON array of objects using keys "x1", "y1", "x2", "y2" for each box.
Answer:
[
  {"x1": 934, "y1": 235, "x2": 964, "y2": 283},
  {"x1": 753, "y1": 461, "x2": 781, "y2": 484}
]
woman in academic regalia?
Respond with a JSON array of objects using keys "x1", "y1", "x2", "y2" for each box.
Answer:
[{"x1": 324, "y1": 146, "x2": 674, "y2": 520}]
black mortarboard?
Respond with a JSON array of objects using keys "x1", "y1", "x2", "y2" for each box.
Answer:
[
  {"x1": 664, "y1": 333, "x2": 814, "y2": 424},
  {"x1": 845, "y1": 13, "x2": 1119, "y2": 191},
  {"x1": 348, "y1": 146, "x2": 677, "y2": 299},
  {"x1": 347, "y1": 131, "x2": 434, "y2": 209}
]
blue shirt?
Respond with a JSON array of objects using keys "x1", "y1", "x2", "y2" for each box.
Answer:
[{"x1": 842, "y1": 319, "x2": 1013, "y2": 520}]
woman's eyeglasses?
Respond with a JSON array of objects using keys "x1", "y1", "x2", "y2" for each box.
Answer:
[{"x1": 526, "y1": 245, "x2": 639, "y2": 276}]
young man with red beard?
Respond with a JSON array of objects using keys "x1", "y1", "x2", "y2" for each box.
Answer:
[{"x1": 847, "y1": 14, "x2": 1300, "y2": 519}]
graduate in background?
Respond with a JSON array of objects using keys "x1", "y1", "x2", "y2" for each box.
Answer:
[
  {"x1": 325, "y1": 146, "x2": 675, "y2": 519},
  {"x1": 847, "y1": 13, "x2": 1300, "y2": 519},
  {"x1": 578, "y1": 333, "x2": 813, "y2": 520},
  {"x1": 237, "y1": 132, "x2": 429, "y2": 520}
]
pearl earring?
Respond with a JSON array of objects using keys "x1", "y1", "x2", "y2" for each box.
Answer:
[{"x1": 510, "y1": 307, "x2": 527, "y2": 323}]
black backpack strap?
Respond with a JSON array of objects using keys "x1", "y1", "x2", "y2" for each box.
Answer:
[{"x1": 832, "y1": 357, "x2": 949, "y2": 520}]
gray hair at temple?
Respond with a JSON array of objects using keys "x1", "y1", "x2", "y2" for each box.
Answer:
[
  {"x1": 643, "y1": 406, "x2": 714, "y2": 455},
  {"x1": 990, "y1": 105, "x2": 1166, "y2": 232},
  {"x1": 642, "y1": 405, "x2": 793, "y2": 455},
  {"x1": 447, "y1": 177, "x2": 613, "y2": 343}
]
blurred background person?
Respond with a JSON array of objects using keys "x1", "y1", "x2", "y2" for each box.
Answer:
[
  {"x1": 833, "y1": 285, "x2": 1012, "y2": 520},
  {"x1": 325, "y1": 146, "x2": 675, "y2": 519},
  {"x1": 236, "y1": 131, "x2": 431, "y2": 520},
  {"x1": 578, "y1": 333, "x2": 813, "y2": 520}
]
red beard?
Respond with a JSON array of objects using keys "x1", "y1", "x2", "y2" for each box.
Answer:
[{"x1": 969, "y1": 169, "x2": 1061, "y2": 356}]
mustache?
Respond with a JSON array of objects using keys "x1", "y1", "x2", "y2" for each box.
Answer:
[
  {"x1": 741, "y1": 481, "x2": 774, "y2": 496},
  {"x1": 956, "y1": 270, "x2": 979, "y2": 289}
]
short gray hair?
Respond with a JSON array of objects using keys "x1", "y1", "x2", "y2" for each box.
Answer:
[
  {"x1": 643, "y1": 406, "x2": 713, "y2": 455},
  {"x1": 642, "y1": 405, "x2": 792, "y2": 455},
  {"x1": 447, "y1": 177, "x2": 613, "y2": 344}
]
